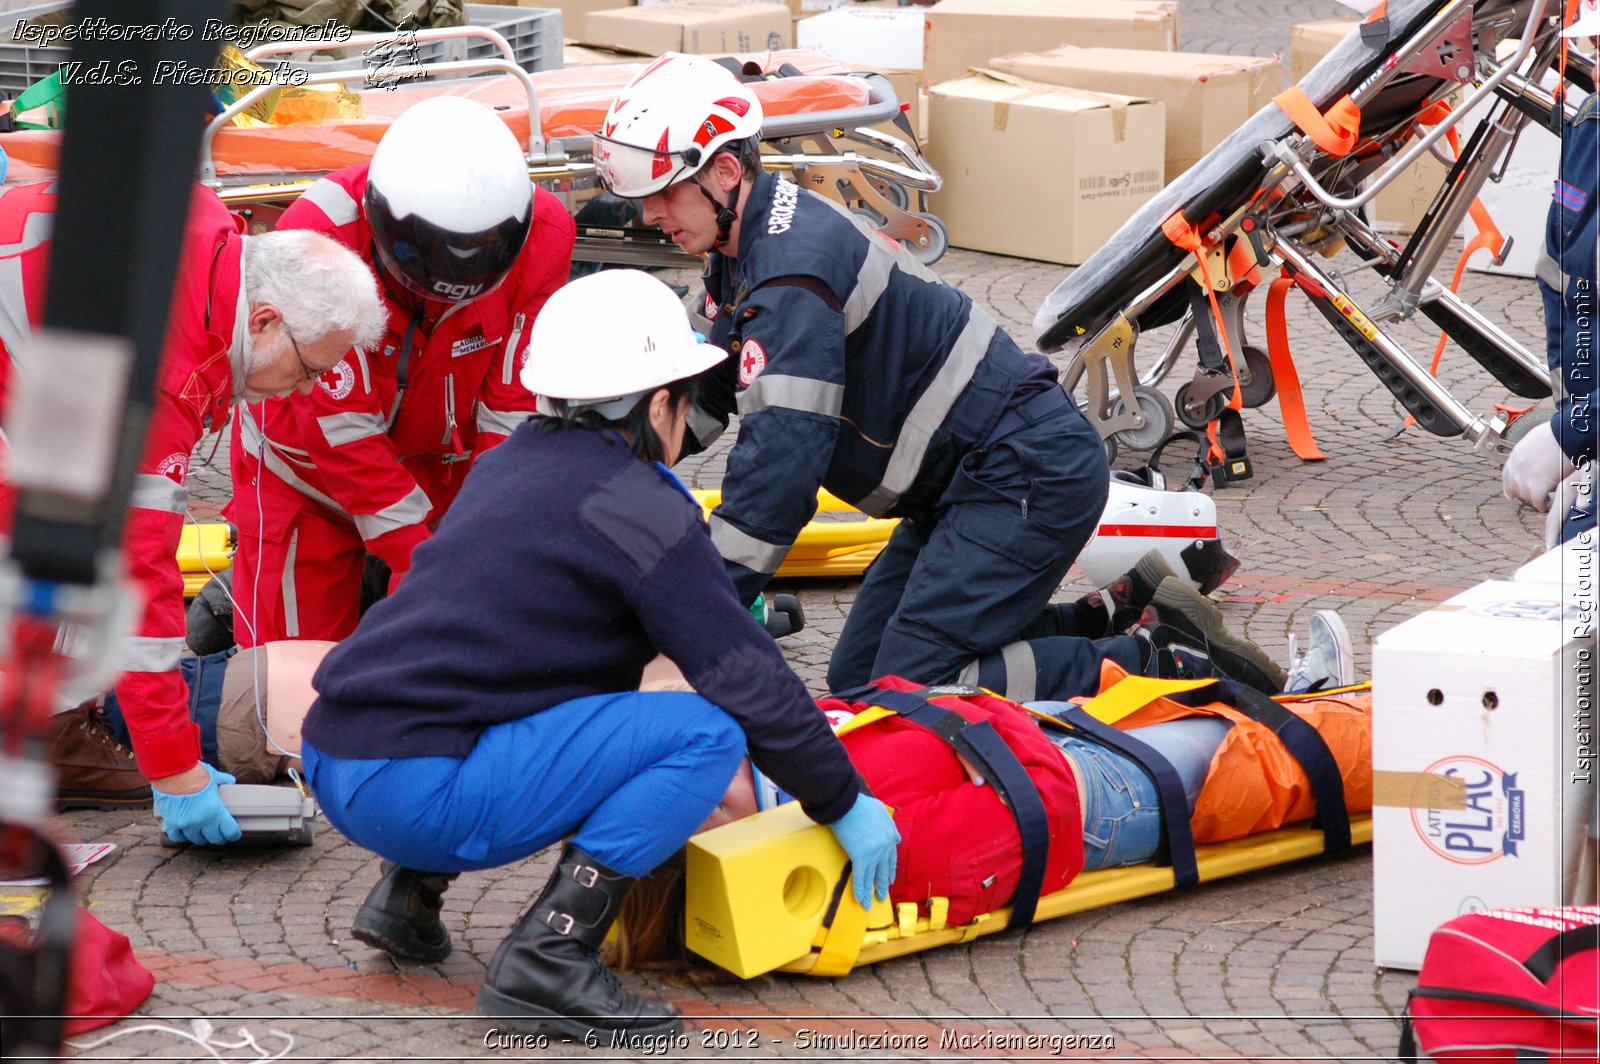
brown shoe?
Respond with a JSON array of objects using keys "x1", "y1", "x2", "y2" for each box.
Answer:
[{"x1": 47, "y1": 702, "x2": 153, "y2": 811}]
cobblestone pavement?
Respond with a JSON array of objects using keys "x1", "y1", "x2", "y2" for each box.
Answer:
[{"x1": 29, "y1": 2, "x2": 1564, "y2": 1060}]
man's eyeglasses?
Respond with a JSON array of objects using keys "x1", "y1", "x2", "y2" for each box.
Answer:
[{"x1": 285, "y1": 326, "x2": 323, "y2": 384}]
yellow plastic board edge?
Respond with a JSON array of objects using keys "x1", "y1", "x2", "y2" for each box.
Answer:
[{"x1": 692, "y1": 490, "x2": 896, "y2": 579}]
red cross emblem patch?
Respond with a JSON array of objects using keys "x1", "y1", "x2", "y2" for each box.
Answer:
[{"x1": 738, "y1": 338, "x2": 767, "y2": 386}]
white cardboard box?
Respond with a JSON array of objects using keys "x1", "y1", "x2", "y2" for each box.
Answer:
[
  {"x1": 797, "y1": 6, "x2": 923, "y2": 70},
  {"x1": 1372, "y1": 580, "x2": 1597, "y2": 970},
  {"x1": 1516, "y1": 536, "x2": 1600, "y2": 590}
]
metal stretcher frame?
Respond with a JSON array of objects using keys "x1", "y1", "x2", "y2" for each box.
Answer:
[
  {"x1": 1033, "y1": 0, "x2": 1567, "y2": 467},
  {"x1": 184, "y1": 28, "x2": 947, "y2": 267}
]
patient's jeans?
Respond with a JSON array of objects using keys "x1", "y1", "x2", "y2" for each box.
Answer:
[{"x1": 1029, "y1": 707, "x2": 1232, "y2": 871}]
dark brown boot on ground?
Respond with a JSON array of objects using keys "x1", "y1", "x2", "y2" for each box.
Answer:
[{"x1": 48, "y1": 703, "x2": 153, "y2": 811}]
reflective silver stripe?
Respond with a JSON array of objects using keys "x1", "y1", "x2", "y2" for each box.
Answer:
[
  {"x1": 737, "y1": 374, "x2": 844, "y2": 418},
  {"x1": 475, "y1": 403, "x2": 526, "y2": 437},
  {"x1": 350, "y1": 484, "x2": 430, "y2": 541},
  {"x1": 0, "y1": 254, "x2": 34, "y2": 360},
  {"x1": 282, "y1": 527, "x2": 300, "y2": 639},
  {"x1": 998, "y1": 641, "x2": 1037, "y2": 703},
  {"x1": 856, "y1": 310, "x2": 998, "y2": 516},
  {"x1": 503, "y1": 312, "x2": 525, "y2": 386},
  {"x1": 237, "y1": 405, "x2": 346, "y2": 514},
  {"x1": 317, "y1": 411, "x2": 387, "y2": 447},
  {"x1": 300, "y1": 179, "x2": 360, "y2": 226},
  {"x1": 1534, "y1": 249, "x2": 1568, "y2": 292},
  {"x1": 957, "y1": 659, "x2": 982, "y2": 687},
  {"x1": 128, "y1": 473, "x2": 188, "y2": 515},
  {"x1": 122, "y1": 635, "x2": 184, "y2": 673},
  {"x1": 708, "y1": 514, "x2": 788, "y2": 575},
  {"x1": 354, "y1": 347, "x2": 372, "y2": 394},
  {"x1": 843, "y1": 237, "x2": 895, "y2": 333},
  {"x1": 687, "y1": 402, "x2": 726, "y2": 449}
]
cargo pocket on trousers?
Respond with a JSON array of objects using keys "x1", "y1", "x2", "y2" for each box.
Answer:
[{"x1": 946, "y1": 499, "x2": 1064, "y2": 572}]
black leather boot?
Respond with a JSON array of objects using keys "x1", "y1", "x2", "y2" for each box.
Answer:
[
  {"x1": 476, "y1": 845, "x2": 681, "y2": 1039},
  {"x1": 351, "y1": 862, "x2": 459, "y2": 962}
]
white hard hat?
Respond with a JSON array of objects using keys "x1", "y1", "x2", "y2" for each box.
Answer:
[
  {"x1": 366, "y1": 96, "x2": 532, "y2": 303},
  {"x1": 1567, "y1": 0, "x2": 1600, "y2": 37},
  {"x1": 594, "y1": 53, "x2": 764, "y2": 199},
  {"x1": 521, "y1": 269, "x2": 724, "y2": 417}
]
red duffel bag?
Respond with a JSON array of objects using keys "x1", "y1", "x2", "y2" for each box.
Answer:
[{"x1": 1400, "y1": 906, "x2": 1600, "y2": 1061}]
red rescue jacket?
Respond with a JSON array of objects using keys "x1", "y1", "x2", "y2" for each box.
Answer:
[
  {"x1": 0, "y1": 181, "x2": 245, "y2": 779},
  {"x1": 818, "y1": 678, "x2": 1084, "y2": 927},
  {"x1": 226, "y1": 165, "x2": 576, "y2": 574}
]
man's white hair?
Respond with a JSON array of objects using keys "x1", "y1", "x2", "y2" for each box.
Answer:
[{"x1": 242, "y1": 230, "x2": 387, "y2": 368}]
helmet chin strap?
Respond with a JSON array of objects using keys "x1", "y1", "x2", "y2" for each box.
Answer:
[{"x1": 692, "y1": 164, "x2": 741, "y2": 249}]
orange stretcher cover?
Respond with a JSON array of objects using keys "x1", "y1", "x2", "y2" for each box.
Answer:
[{"x1": 0, "y1": 51, "x2": 866, "y2": 184}]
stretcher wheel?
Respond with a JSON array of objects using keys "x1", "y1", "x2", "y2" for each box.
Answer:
[
  {"x1": 1100, "y1": 434, "x2": 1119, "y2": 465},
  {"x1": 1238, "y1": 345, "x2": 1276, "y2": 409},
  {"x1": 1175, "y1": 381, "x2": 1228, "y2": 430},
  {"x1": 869, "y1": 178, "x2": 909, "y2": 212},
  {"x1": 904, "y1": 212, "x2": 947, "y2": 265},
  {"x1": 1503, "y1": 407, "x2": 1555, "y2": 445},
  {"x1": 1109, "y1": 386, "x2": 1176, "y2": 452}
]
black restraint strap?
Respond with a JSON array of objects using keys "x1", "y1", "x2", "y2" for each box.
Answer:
[
  {"x1": 835, "y1": 685, "x2": 1052, "y2": 930},
  {"x1": 1050, "y1": 707, "x2": 1200, "y2": 890},
  {"x1": 1174, "y1": 680, "x2": 1351, "y2": 856},
  {"x1": 1524, "y1": 922, "x2": 1600, "y2": 984},
  {"x1": 1186, "y1": 284, "x2": 1226, "y2": 371}
]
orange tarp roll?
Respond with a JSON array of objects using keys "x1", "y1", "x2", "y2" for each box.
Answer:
[
  {"x1": 0, "y1": 50, "x2": 868, "y2": 184},
  {"x1": 1087, "y1": 660, "x2": 1372, "y2": 844}
]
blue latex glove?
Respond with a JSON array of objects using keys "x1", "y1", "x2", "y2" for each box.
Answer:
[
  {"x1": 153, "y1": 763, "x2": 243, "y2": 846},
  {"x1": 827, "y1": 793, "x2": 900, "y2": 907}
]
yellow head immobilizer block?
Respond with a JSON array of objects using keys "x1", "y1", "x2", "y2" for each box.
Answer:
[{"x1": 685, "y1": 803, "x2": 892, "y2": 978}]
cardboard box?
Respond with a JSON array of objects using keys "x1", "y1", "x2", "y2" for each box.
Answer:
[
  {"x1": 798, "y1": 5, "x2": 923, "y2": 69},
  {"x1": 1515, "y1": 537, "x2": 1600, "y2": 590},
  {"x1": 863, "y1": 66, "x2": 922, "y2": 143},
  {"x1": 926, "y1": 72, "x2": 1164, "y2": 265},
  {"x1": 563, "y1": 39, "x2": 650, "y2": 63},
  {"x1": 1288, "y1": 18, "x2": 1353, "y2": 82},
  {"x1": 1372, "y1": 580, "x2": 1597, "y2": 970},
  {"x1": 585, "y1": 1, "x2": 791, "y2": 54},
  {"x1": 990, "y1": 47, "x2": 1280, "y2": 179},
  {"x1": 923, "y1": 0, "x2": 1178, "y2": 89}
]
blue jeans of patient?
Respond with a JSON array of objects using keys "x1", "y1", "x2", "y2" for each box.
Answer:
[{"x1": 1029, "y1": 708, "x2": 1232, "y2": 871}]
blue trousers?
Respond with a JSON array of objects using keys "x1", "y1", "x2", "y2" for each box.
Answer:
[
  {"x1": 828, "y1": 404, "x2": 1109, "y2": 691},
  {"x1": 302, "y1": 691, "x2": 746, "y2": 877}
]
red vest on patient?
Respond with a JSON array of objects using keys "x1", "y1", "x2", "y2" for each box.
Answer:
[{"x1": 816, "y1": 678, "x2": 1084, "y2": 926}]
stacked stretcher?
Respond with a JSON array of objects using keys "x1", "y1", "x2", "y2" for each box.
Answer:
[
  {"x1": 1034, "y1": 0, "x2": 1569, "y2": 475},
  {"x1": 0, "y1": 32, "x2": 948, "y2": 269}
]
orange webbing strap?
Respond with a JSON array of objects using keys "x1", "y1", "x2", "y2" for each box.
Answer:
[
  {"x1": 1363, "y1": 1, "x2": 1387, "y2": 22},
  {"x1": 1263, "y1": 271, "x2": 1329, "y2": 461},
  {"x1": 1274, "y1": 87, "x2": 1362, "y2": 158},
  {"x1": 1162, "y1": 212, "x2": 1246, "y2": 468}
]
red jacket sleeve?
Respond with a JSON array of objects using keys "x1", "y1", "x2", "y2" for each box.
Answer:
[{"x1": 115, "y1": 387, "x2": 206, "y2": 780}]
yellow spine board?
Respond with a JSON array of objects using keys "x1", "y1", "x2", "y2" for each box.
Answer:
[
  {"x1": 777, "y1": 817, "x2": 1373, "y2": 974},
  {"x1": 691, "y1": 490, "x2": 896, "y2": 579},
  {"x1": 685, "y1": 801, "x2": 1372, "y2": 979}
]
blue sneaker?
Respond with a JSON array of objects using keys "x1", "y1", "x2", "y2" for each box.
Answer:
[{"x1": 1284, "y1": 610, "x2": 1356, "y2": 693}]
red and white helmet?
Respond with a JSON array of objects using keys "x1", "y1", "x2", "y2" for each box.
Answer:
[
  {"x1": 594, "y1": 53, "x2": 764, "y2": 199},
  {"x1": 1568, "y1": 0, "x2": 1600, "y2": 38}
]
